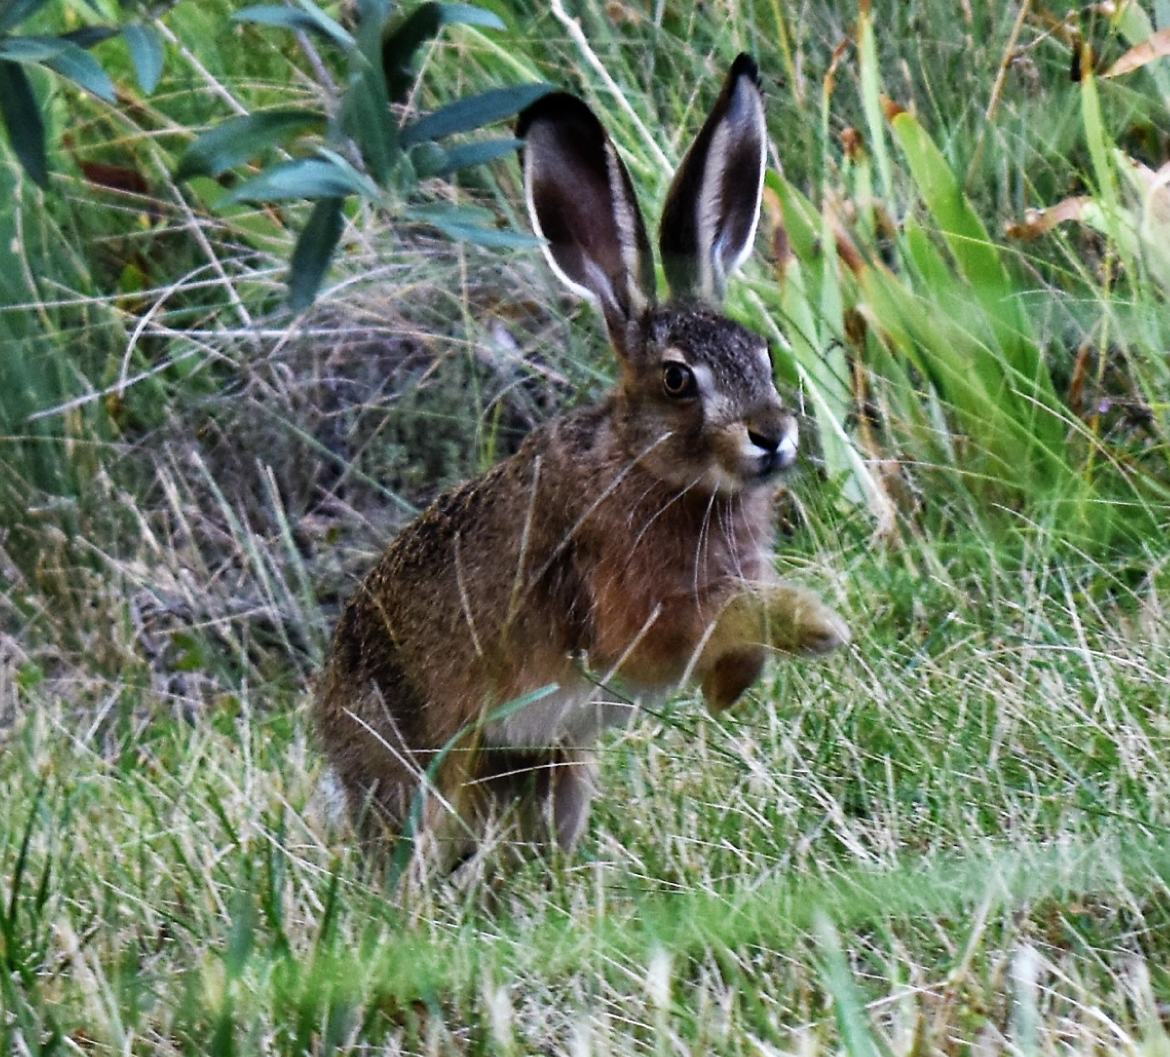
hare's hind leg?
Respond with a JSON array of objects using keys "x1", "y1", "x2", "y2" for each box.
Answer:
[
  {"x1": 546, "y1": 749, "x2": 599, "y2": 851},
  {"x1": 476, "y1": 748, "x2": 599, "y2": 854},
  {"x1": 318, "y1": 685, "x2": 482, "y2": 868},
  {"x1": 352, "y1": 748, "x2": 493, "y2": 873},
  {"x1": 316, "y1": 685, "x2": 414, "y2": 845}
]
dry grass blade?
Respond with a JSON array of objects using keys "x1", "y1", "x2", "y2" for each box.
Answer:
[
  {"x1": 1005, "y1": 196, "x2": 1093, "y2": 239},
  {"x1": 1103, "y1": 26, "x2": 1170, "y2": 77}
]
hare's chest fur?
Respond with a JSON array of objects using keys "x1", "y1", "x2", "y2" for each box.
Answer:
[
  {"x1": 485, "y1": 470, "x2": 774, "y2": 749},
  {"x1": 484, "y1": 676, "x2": 649, "y2": 749},
  {"x1": 578, "y1": 475, "x2": 774, "y2": 667}
]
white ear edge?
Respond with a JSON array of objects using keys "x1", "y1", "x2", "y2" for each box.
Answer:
[
  {"x1": 694, "y1": 73, "x2": 767, "y2": 298},
  {"x1": 523, "y1": 149, "x2": 604, "y2": 305},
  {"x1": 604, "y1": 142, "x2": 651, "y2": 318},
  {"x1": 696, "y1": 121, "x2": 729, "y2": 300},
  {"x1": 722, "y1": 84, "x2": 767, "y2": 278}
]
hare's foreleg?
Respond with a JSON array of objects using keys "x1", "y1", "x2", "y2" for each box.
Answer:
[
  {"x1": 498, "y1": 749, "x2": 599, "y2": 856},
  {"x1": 547, "y1": 749, "x2": 599, "y2": 851},
  {"x1": 699, "y1": 584, "x2": 849, "y2": 713},
  {"x1": 719, "y1": 582, "x2": 850, "y2": 654},
  {"x1": 481, "y1": 748, "x2": 599, "y2": 852},
  {"x1": 700, "y1": 646, "x2": 767, "y2": 713}
]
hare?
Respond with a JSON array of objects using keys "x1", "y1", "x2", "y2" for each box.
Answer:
[{"x1": 315, "y1": 54, "x2": 849, "y2": 866}]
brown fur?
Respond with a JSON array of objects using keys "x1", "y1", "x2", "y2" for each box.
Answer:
[
  {"x1": 316, "y1": 313, "x2": 848, "y2": 863},
  {"x1": 314, "y1": 58, "x2": 849, "y2": 866}
]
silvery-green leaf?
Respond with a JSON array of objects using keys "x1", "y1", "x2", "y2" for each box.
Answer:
[
  {"x1": 123, "y1": 23, "x2": 164, "y2": 93},
  {"x1": 176, "y1": 109, "x2": 324, "y2": 181}
]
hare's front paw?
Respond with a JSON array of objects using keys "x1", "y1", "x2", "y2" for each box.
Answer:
[
  {"x1": 795, "y1": 601, "x2": 850, "y2": 655},
  {"x1": 761, "y1": 585, "x2": 850, "y2": 655}
]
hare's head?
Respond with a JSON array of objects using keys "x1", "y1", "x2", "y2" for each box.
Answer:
[{"x1": 518, "y1": 55, "x2": 794, "y2": 495}]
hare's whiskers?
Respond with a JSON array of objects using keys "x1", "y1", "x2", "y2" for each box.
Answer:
[
  {"x1": 694, "y1": 490, "x2": 717, "y2": 599},
  {"x1": 625, "y1": 470, "x2": 678, "y2": 533},
  {"x1": 627, "y1": 472, "x2": 706, "y2": 558},
  {"x1": 718, "y1": 496, "x2": 744, "y2": 582},
  {"x1": 527, "y1": 431, "x2": 674, "y2": 591}
]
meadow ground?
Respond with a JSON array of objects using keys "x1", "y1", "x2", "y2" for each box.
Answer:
[{"x1": 3, "y1": 0, "x2": 1170, "y2": 1053}]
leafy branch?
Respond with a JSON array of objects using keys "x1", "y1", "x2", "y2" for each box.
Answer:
[
  {"x1": 175, "y1": 0, "x2": 551, "y2": 310},
  {"x1": 0, "y1": 0, "x2": 164, "y2": 187}
]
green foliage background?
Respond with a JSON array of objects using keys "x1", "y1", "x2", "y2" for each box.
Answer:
[{"x1": 2, "y1": 0, "x2": 1170, "y2": 1053}]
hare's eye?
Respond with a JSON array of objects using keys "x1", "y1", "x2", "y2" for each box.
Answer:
[{"x1": 662, "y1": 363, "x2": 697, "y2": 399}]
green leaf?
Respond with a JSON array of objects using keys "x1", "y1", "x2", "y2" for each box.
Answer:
[
  {"x1": 357, "y1": 0, "x2": 391, "y2": 23},
  {"x1": 233, "y1": 3, "x2": 354, "y2": 50},
  {"x1": 435, "y1": 2, "x2": 504, "y2": 28},
  {"x1": 0, "y1": 36, "x2": 117, "y2": 102},
  {"x1": 175, "y1": 109, "x2": 325, "y2": 181},
  {"x1": 39, "y1": 39, "x2": 115, "y2": 102},
  {"x1": 764, "y1": 169, "x2": 819, "y2": 261},
  {"x1": 411, "y1": 135, "x2": 521, "y2": 178},
  {"x1": 856, "y1": 4, "x2": 892, "y2": 200},
  {"x1": 382, "y1": 2, "x2": 505, "y2": 102},
  {"x1": 889, "y1": 110, "x2": 1014, "y2": 297},
  {"x1": 123, "y1": 23, "x2": 164, "y2": 93},
  {"x1": 0, "y1": 0, "x2": 50, "y2": 35},
  {"x1": 814, "y1": 915, "x2": 883, "y2": 1057},
  {"x1": 59, "y1": 26, "x2": 118, "y2": 48},
  {"x1": 407, "y1": 201, "x2": 493, "y2": 224},
  {"x1": 0, "y1": 35, "x2": 70, "y2": 61},
  {"x1": 341, "y1": 69, "x2": 398, "y2": 185},
  {"x1": 315, "y1": 147, "x2": 380, "y2": 195},
  {"x1": 292, "y1": 0, "x2": 356, "y2": 47},
  {"x1": 220, "y1": 156, "x2": 375, "y2": 205},
  {"x1": 888, "y1": 108, "x2": 1061, "y2": 460},
  {"x1": 400, "y1": 82, "x2": 553, "y2": 146},
  {"x1": 344, "y1": 2, "x2": 399, "y2": 186},
  {"x1": 0, "y1": 58, "x2": 46, "y2": 186},
  {"x1": 288, "y1": 196, "x2": 344, "y2": 310},
  {"x1": 437, "y1": 223, "x2": 540, "y2": 249},
  {"x1": 408, "y1": 203, "x2": 538, "y2": 248}
]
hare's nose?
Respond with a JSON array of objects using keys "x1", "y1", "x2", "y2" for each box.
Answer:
[
  {"x1": 748, "y1": 414, "x2": 798, "y2": 471},
  {"x1": 747, "y1": 428, "x2": 780, "y2": 452}
]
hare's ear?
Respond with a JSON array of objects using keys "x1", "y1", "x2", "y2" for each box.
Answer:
[
  {"x1": 518, "y1": 93, "x2": 655, "y2": 347},
  {"x1": 659, "y1": 54, "x2": 766, "y2": 303}
]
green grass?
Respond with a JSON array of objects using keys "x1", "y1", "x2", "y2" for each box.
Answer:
[
  {"x1": 3, "y1": 0, "x2": 1170, "y2": 1052},
  {"x1": 5, "y1": 534, "x2": 1170, "y2": 1052}
]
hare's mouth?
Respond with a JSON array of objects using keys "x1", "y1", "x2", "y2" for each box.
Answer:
[
  {"x1": 752, "y1": 452, "x2": 790, "y2": 480},
  {"x1": 704, "y1": 452, "x2": 793, "y2": 495},
  {"x1": 730, "y1": 431, "x2": 797, "y2": 485}
]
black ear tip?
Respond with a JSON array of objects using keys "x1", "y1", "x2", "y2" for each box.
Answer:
[
  {"x1": 729, "y1": 53, "x2": 760, "y2": 86},
  {"x1": 516, "y1": 91, "x2": 599, "y2": 139}
]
